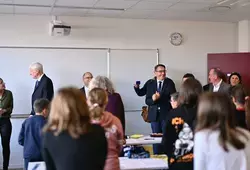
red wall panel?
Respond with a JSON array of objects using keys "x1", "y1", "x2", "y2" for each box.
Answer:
[{"x1": 207, "y1": 53, "x2": 250, "y2": 90}]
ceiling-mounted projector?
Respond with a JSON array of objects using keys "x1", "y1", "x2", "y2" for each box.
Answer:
[{"x1": 49, "y1": 20, "x2": 71, "y2": 36}]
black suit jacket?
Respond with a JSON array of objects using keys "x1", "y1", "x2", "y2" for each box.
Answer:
[
  {"x1": 134, "y1": 78, "x2": 155, "y2": 97},
  {"x1": 80, "y1": 86, "x2": 86, "y2": 96},
  {"x1": 31, "y1": 74, "x2": 54, "y2": 115},
  {"x1": 145, "y1": 78, "x2": 176, "y2": 122},
  {"x1": 203, "y1": 83, "x2": 211, "y2": 92}
]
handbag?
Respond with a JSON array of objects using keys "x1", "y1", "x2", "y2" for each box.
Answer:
[
  {"x1": 125, "y1": 146, "x2": 150, "y2": 159},
  {"x1": 141, "y1": 106, "x2": 150, "y2": 123}
]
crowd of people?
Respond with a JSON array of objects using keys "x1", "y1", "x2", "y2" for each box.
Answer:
[
  {"x1": 0, "y1": 62, "x2": 249, "y2": 170},
  {"x1": 134, "y1": 64, "x2": 250, "y2": 170}
]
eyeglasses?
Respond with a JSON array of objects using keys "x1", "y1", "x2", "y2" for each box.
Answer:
[
  {"x1": 84, "y1": 77, "x2": 93, "y2": 80},
  {"x1": 156, "y1": 70, "x2": 166, "y2": 73}
]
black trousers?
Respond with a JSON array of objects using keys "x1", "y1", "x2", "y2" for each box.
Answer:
[{"x1": 0, "y1": 118, "x2": 12, "y2": 170}]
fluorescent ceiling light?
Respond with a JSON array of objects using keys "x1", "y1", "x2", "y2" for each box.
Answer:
[
  {"x1": 217, "y1": 0, "x2": 231, "y2": 5},
  {"x1": 242, "y1": 2, "x2": 250, "y2": 6},
  {"x1": 230, "y1": 0, "x2": 244, "y2": 5}
]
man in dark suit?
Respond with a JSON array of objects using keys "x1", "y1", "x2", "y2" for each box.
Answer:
[
  {"x1": 208, "y1": 68, "x2": 230, "y2": 94},
  {"x1": 203, "y1": 83, "x2": 211, "y2": 92},
  {"x1": 134, "y1": 77, "x2": 155, "y2": 97},
  {"x1": 145, "y1": 64, "x2": 176, "y2": 154},
  {"x1": 29, "y1": 62, "x2": 54, "y2": 115},
  {"x1": 80, "y1": 72, "x2": 93, "y2": 98}
]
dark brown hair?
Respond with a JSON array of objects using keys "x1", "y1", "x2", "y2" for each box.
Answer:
[
  {"x1": 211, "y1": 68, "x2": 227, "y2": 82},
  {"x1": 178, "y1": 78, "x2": 202, "y2": 106},
  {"x1": 154, "y1": 64, "x2": 166, "y2": 71},
  {"x1": 182, "y1": 73, "x2": 195, "y2": 79},
  {"x1": 196, "y1": 92, "x2": 248, "y2": 151},
  {"x1": 231, "y1": 85, "x2": 250, "y2": 128},
  {"x1": 228, "y1": 72, "x2": 242, "y2": 85},
  {"x1": 43, "y1": 87, "x2": 91, "y2": 138}
]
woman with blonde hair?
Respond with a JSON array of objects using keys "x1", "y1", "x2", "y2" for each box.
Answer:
[
  {"x1": 194, "y1": 92, "x2": 250, "y2": 170},
  {"x1": 88, "y1": 87, "x2": 124, "y2": 170},
  {"x1": 42, "y1": 87, "x2": 107, "y2": 170},
  {"x1": 89, "y1": 76, "x2": 125, "y2": 133}
]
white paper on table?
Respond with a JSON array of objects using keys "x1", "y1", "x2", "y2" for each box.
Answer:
[
  {"x1": 119, "y1": 157, "x2": 168, "y2": 170},
  {"x1": 28, "y1": 162, "x2": 46, "y2": 170}
]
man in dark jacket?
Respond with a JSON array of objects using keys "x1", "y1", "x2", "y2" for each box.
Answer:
[
  {"x1": 29, "y1": 62, "x2": 54, "y2": 115},
  {"x1": 145, "y1": 64, "x2": 176, "y2": 154}
]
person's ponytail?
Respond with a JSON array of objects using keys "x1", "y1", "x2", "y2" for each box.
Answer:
[
  {"x1": 88, "y1": 88, "x2": 108, "y2": 120},
  {"x1": 89, "y1": 103, "x2": 104, "y2": 120}
]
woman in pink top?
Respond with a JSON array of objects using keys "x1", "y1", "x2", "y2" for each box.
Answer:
[{"x1": 88, "y1": 88, "x2": 124, "y2": 170}]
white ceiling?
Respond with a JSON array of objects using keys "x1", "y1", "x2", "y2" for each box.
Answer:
[{"x1": 0, "y1": 0, "x2": 250, "y2": 22}]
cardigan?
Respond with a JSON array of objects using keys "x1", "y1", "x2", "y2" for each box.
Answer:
[{"x1": 0, "y1": 89, "x2": 13, "y2": 118}]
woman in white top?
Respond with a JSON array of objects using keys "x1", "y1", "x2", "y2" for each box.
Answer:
[{"x1": 194, "y1": 92, "x2": 250, "y2": 170}]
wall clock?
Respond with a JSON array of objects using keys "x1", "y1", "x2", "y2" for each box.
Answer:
[{"x1": 170, "y1": 32, "x2": 183, "y2": 46}]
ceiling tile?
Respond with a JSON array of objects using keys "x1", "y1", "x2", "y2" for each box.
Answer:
[
  {"x1": 13, "y1": 0, "x2": 54, "y2": 5},
  {"x1": 132, "y1": 1, "x2": 173, "y2": 10},
  {"x1": 51, "y1": 8, "x2": 88, "y2": 16},
  {"x1": 120, "y1": 9, "x2": 158, "y2": 18},
  {"x1": 86, "y1": 9, "x2": 123, "y2": 17},
  {"x1": 168, "y1": 2, "x2": 210, "y2": 11},
  {"x1": 0, "y1": 5, "x2": 14, "y2": 13},
  {"x1": 94, "y1": 0, "x2": 138, "y2": 9},
  {"x1": 14, "y1": 6, "x2": 51, "y2": 15},
  {"x1": 148, "y1": 10, "x2": 225, "y2": 21},
  {"x1": 55, "y1": 0, "x2": 98, "y2": 7},
  {"x1": 180, "y1": 0, "x2": 218, "y2": 4},
  {"x1": 142, "y1": 0, "x2": 179, "y2": 2},
  {"x1": 87, "y1": 9, "x2": 124, "y2": 14},
  {"x1": 0, "y1": 0, "x2": 13, "y2": 4}
]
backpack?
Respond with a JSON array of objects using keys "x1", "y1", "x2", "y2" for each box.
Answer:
[{"x1": 169, "y1": 106, "x2": 195, "y2": 165}]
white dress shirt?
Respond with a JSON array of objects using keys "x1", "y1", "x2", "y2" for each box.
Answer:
[
  {"x1": 194, "y1": 129, "x2": 250, "y2": 170},
  {"x1": 84, "y1": 86, "x2": 89, "y2": 98},
  {"x1": 37, "y1": 74, "x2": 44, "y2": 82},
  {"x1": 213, "y1": 79, "x2": 222, "y2": 92}
]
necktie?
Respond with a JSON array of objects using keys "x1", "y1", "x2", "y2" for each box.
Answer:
[
  {"x1": 35, "y1": 81, "x2": 39, "y2": 89},
  {"x1": 158, "y1": 81, "x2": 162, "y2": 92}
]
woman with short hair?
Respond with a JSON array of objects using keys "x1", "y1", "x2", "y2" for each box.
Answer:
[{"x1": 89, "y1": 76, "x2": 125, "y2": 133}]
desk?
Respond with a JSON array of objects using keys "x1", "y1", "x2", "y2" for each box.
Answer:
[
  {"x1": 29, "y1": 158, "x2": 168, "y2": 170},
  {"x1": 126, "y1": 136, "x2": 162, "y2": 145},
  {"x1": 119, "y1": 157, "x2": 168, "y2": 170}
]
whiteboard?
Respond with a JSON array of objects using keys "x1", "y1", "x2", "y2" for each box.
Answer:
[
  {"x1": 110, "y1": 50, "x2": 157, "y2": 110},
  {"x1": 0, "y1": 48, "x2": 107, "y2": 114}
]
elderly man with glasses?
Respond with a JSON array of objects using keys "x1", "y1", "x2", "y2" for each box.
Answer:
[{"x1": 80, "y1": 72, "x2": 93, "y2": 98}]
